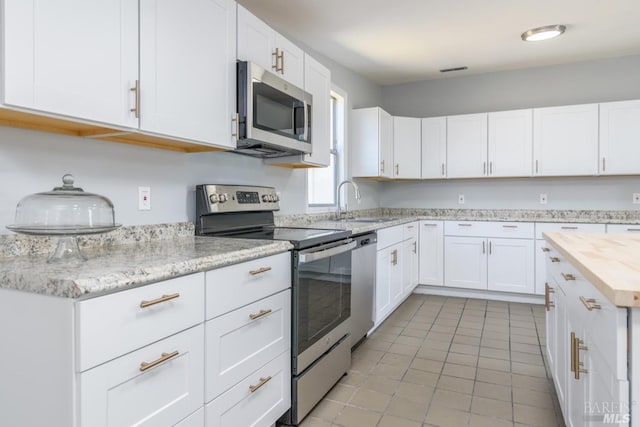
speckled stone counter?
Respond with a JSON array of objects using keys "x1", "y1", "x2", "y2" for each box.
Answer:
[
  {"x1": 0, "y1": 223, "x2": 292, "y2": 299},
  {"x1": 277, "y1": 208, "x2": 640, "y2": 229}
]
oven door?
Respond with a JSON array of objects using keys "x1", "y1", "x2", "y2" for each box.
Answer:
[{"x1": 293, "y1": 239, "x2": 355, "y2": 374}]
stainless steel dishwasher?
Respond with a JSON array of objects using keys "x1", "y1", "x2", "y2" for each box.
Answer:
[{"x1": 350, "y1": 232, "x2": 377, "y2": 348}]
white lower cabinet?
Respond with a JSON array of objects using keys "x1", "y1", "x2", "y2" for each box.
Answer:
[
  {"x1": 176, "y1": 408, "x2": 205, "y2": 427},
  {"x1": 443, "y1": 221, "x2": 534, "y2": 294},
  {"x1": 544, "y1": 240, "x2": 629, "y2": 426},
  {"x1": 79, "y1": 324, "x2": 205, "y2": 427},
  {"x1": 205, "y1": 351, "x2": 291, "y2": 427},
  {"x1": 418, "y1": 221, "x2": 444, "y2": 286},
  {"x1": 374, "y1": 222, "x2": 419, "y2": 328}
]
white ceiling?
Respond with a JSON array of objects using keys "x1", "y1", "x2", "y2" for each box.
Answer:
[{"x1": 237, "y1": 0, "x2": 640, "y2": 85}]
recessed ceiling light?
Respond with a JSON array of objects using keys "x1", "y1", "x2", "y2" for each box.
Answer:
[{"x1": 521, "y1": 24, "x2": 566, "y2": 42}]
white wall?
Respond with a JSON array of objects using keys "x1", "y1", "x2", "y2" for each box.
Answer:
[
  {"x1": 378, "y1": 55, "x2": 640, "y2": 211},
  {"x1": 0, "y1": 52, "x2": 382, "y2": 234}
]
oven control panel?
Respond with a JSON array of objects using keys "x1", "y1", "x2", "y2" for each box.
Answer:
[{"x1": 196, "y1": 184, "x2": 280, "y2": 213}]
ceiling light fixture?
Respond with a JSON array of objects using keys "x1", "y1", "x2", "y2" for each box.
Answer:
[{"x1": 521, "y1": 24, "x2": 566, "y2": 42}]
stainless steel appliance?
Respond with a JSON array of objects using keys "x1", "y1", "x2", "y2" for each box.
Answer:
[
  {"x1": 350, "y1": 232, "x2": 376, "y2": 348},
  {"x1": 195, "y1": 184, "x2": 352, "y2": 425},
  {"x1": 234, "y1": 61, "x2": 312, "y2": 158}
]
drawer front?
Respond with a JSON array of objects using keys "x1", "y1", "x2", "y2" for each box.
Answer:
[
  {"x1": 444, "y1": 221, "x2": 493, "y2": 237},
  {"x1": 205, "y1": 350, "x2": 291, "y2": 427},
  {"x1": 77, "y1": 273, "x2": 205, "y2": 371},
  {"x1": 205, "y1": 289, "x2": 291, "y2": 402},
  {"x1": 535, "y1": 222, "x2": 605, "y2": 239},
  {"x1": 485, "y1": 222, "x2": 534, "y2": 239},
  {"x1": 176, "y1": 408, "x2": 205, "y2": 427},
  {"x1": 377, "y1": 224, "x2": 404, "y2": 249},
  {"x1": 607, "y1": 224, "x2": 640, "y2": 233},
  {"x1": 402, "y1": 221, "x2": 419, "y2": 241},
  {"x1": 206, "y1": 252, "x2": 290, "y2": 320},
  {"x1": 79, "y1": 324, "x2": 204, "y2": 427}
]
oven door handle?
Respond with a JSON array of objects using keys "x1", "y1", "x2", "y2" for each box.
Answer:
[{"x1": 298, "y1": 241, "x2": 356, "y2": 263}]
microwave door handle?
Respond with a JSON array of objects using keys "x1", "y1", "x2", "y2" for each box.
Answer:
[
  {"x1": 301, "y1": 101, "x2": 309, "y2": 142},
  {"x1": 298, "y1": 241, "x2": 356, "y2": 263}
]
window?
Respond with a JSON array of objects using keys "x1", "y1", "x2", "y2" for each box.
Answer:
[{"x1": 307, "y1": 89, "x2": 345, "y2": 207}]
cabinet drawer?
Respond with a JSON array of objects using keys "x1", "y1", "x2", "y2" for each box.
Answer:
[
  {"x1": 403, "y1": 221, "x2": 419, "y2": 241},
  {"x1": 79, "y1": 324, "x2": 204, "y2": 427},
  {"x1": 377, "y1": 224, "x2": 403, "y2": 249},
  {"x1": 76, "y1": 273, "x2": 205, "y2": 371},
  {"x1": 485, "y1": 222, "x2": 534, "y2": 239},
  {"x1": 205, "y1": 350, "x2": 291, "y2": 427},
  {"x1": 176, "y1": 408, "x2": 205, "y2": 427},
  {"x1": 606, "y1": 224, "x2": 640, "y2": 233},
  {"x1": 444, "y1": 221, "x2": 493, "y2": 237},
  {"x1": 205, "y1": 289, "x2": 291, "y2": 402},
  {"x1": 535, "y1": 222, "x2": 605, "y2": 239},
  {"x1": 206, "y1": 252, "x2": 290, "y2": 319}
]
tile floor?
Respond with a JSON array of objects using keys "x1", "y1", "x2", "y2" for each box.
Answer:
[{"x1": 300, "y1": 294, "x2": 565, "y2": 427}]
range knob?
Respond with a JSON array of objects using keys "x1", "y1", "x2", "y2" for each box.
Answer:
[
  {"x1": 261, "y1": 194, "x2": 269, "y2": 202},
  {"x1": 273, "y1": 194, "x2": 280, "y2": 202},
  {"x1": 218, "y1": 193, "x2": 228, "y2": 203},
  {"x1": 209, "y1": 194, "x2": 220, "y2": 203}
]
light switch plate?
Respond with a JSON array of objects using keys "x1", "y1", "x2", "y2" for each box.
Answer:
[
  {"x1": 633, "y1": 193, "x2": 640, "y2": 204},
  {"x1": 458, "y1": 195, "x2": 465, "y2": 204},
  {"x1": 540, "y1": 194, "x2": 548, "y2": 204},
  {"x1": 138, "y1": 186, "x2": 151, "y2": 210}
]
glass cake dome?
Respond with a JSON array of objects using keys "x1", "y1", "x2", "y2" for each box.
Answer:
[{"x1": 7, "y1": 174, "x2": 121, "y2": 263}]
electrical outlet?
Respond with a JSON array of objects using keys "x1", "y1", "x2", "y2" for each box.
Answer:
[
  {"x1": 458, "y1": 194, "x2": 465, "y2": 204},
  {"x1": 138, "y1": 186, "x2": 151, "y2": 210},
  {"x1": 539, "y1": 193, "x2": 548, "y2": 205},
  {"x1": 633, "y1": 193, "x2": 640, "y2": 204}
]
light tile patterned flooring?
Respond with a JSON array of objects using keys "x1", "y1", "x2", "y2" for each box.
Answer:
[{"x1": 300, "y1": 294, "x2": 565, "y2": 427}]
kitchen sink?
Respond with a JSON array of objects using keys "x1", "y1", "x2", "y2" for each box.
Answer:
[{"x1": 328, "y1": 217, "x2": 400, "y2": 223}]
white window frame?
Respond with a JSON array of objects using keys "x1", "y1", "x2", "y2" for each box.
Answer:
[{"x1": 306, "y1": 85, "x2": 347, "y2": 212}]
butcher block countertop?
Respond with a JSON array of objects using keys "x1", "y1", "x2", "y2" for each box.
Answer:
[{"x1": 543, "y1": 232, "x2": 640, "y2": 308}]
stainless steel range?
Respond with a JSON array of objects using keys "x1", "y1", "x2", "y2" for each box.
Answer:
[{"x1": 195, "y1": 184, "x2": 352, "y2": 425}]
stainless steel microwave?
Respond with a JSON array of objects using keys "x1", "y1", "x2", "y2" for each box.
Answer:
[{"x1": 234, "y1": 61, "x2": 312, "y2": 158}]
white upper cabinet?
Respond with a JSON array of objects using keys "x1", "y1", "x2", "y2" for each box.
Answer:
[
  {"x1": 393, "y1": 117, "x2": 421, "y2": 179},
  {"x1": 352, "y1": 107, "x2": 394, "y2": 178},
  {"x1": 421, "y1": 117, "x2": 447, "y2": 179},
  {"x1": 487, "y1": 109, "x2": 533, "y2": 177},
  {"x1": 599, "y1": 99, "x2": 640, "y2": 175},
  {"x1": 533, "y1": 104, "x2": 599, "y2": 176},
  {"x1": 301, "y1": 55, "x2": 331, "y2": 167},
  {"x1": 446, "y1": 113, "x2": 488, "y2": 178},
  {"x1": 139, "y1": 0, "x2": 236, "y2": 147},
  {"x1": 236, "y1": 5, "x2": 303, "y2": 88},
  {"x1": 2, "y1": 0, "x2": 139, "y2": 128}
]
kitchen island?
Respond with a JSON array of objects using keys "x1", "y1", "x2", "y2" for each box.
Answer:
[{"x1": 543, "y1": 232, "x2": 640, "y2": 426}]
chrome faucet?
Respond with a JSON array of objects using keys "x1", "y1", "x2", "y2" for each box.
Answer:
[{"x1": 336, "y1": 180, "x2": 361, "y2": 220}]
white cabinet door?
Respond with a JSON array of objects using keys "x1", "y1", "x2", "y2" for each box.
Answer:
[
  {"x1": 402, "y1": 238, "x2": 419, "y2": 297},
  {"x1": 444, "y1": 237, "x2": 487, "y2": 290},
  {"x1": 421, "y1": 117, "x2": 447, "y2": 179},
  {"x1": 553, "y1": 283, "x2": 568, "y2": 420},
  {"x1": 487, "y1": 238, "x2": 534, "y2": 294},
  {"x1": 300, "y1": 54, "x2": 331, "y2": 166},
  {"x1": 446, "y1": 113, "x2": 488, "y2": 178},
  {"x1": 488, "y1": 109, "x2": 533, "y2": 177},
  {"x1": 236, "y1": 5, "x2": 303, "y2": 88},
  {"x1": 533, "y1": 104, "x2": 599, "y2": 176},
  {"x1": 419, "y1": 221, "x2": 444, "y2": 286},
  {"x1": 79, "y1": 325, "x2": 204, "y2": 427},
  {"x1": 2, "y1": 0, "x2": 138, "y2": 128},
  {"x1": 139, "y1": 0, "x2": 236, "y2": 147},
  {"x1": 237, "y1": 5, "x2": 275, "y2": 73},
  {"x1": 375, "y1": 243, "x2": 402, "y2": 324},
  {"x1": 545, "y1": 281, "x2": 557, "y2": 385},
  {"x1": 393, "y1": 117, "x2": 421, "y2": 179},
  {"x1": 352, "y1": 107, "x2": 394, "y2": 178},
  {"x1": 599, "y1": 99, "x2": 640, "y2": 175},
  {"x1": 275, "y1": 33, "x2": 304, "y2": 88}
]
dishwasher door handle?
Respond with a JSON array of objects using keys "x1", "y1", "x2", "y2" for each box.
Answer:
[{"x1": 299, "y1": 241, "x2": 357, "y2": 263}]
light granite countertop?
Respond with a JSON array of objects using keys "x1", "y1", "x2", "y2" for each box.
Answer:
[{"x1": 0, "y1": 232, "x2": 292, "y2": 299}]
